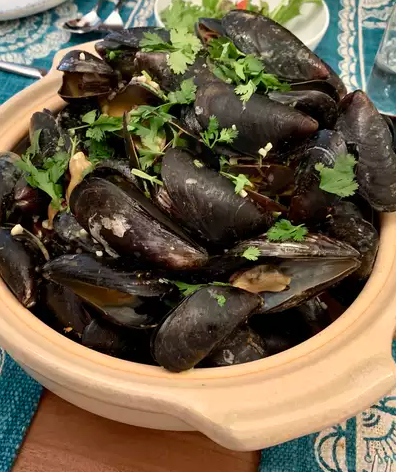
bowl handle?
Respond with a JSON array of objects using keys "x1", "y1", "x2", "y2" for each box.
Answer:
[{"x1": 175, "y1": 296, "x2": 396, "y2": 451}]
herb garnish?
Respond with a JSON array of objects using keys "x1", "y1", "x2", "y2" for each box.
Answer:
[
  {"x1": 212, "y1": 293, "x2": 226, "y2": 307},
  {"x1": 200, "y1": 115, "x2": 238, "y2": 149},
  {"x1": 208, "y1": 38, "x2": 290, "y2": 103},
  {"x1": 241, "y1": 246, "x2": 261, "y2": 261},
  {"x1": 170, "y1": 280, "x2": 230, "y2": 297},
  {"x1": 140, "y1": 28, "x2": 202, "y2": 74},
  {"x1": 266, "y1": 219, "x2": 308, "y2": 242},
  {"x1": 315, "y1": 154, "x2": 358, "y2": 198}
]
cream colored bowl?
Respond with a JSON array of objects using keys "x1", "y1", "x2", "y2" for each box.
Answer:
[{"x1": 0, "y1": 43, "x2": 396, "y2": 452}]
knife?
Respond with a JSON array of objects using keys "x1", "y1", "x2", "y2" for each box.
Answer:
[{"x1": 0, "y1": 61, "x2": 48, "y2": 80}]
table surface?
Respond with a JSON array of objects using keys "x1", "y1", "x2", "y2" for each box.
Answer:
[{"x1": 13, "y1": 391, "x2": 260, "y2": 472}]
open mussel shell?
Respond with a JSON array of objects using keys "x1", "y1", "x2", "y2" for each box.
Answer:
[
  {"x1": 336, "y1": 90, "x2": 396, "y2": 212},
  {"x1": 230, "y1": 264, "x2": 291, "y2": 294},
  {"x1": 294, "y1": 297, "x2": 332, "y2": 336},
  {"x1": 257, "y1": 258, "x2": 360, "y2": 314},
  {"x1": 212, "y1": 10, "x2": 346, "y2": 98},
  {"x1": 0, "y1": 152, "x2": 23, "y2": 224},
  {"x1": 0, "y1": 228, "x2": 38, "y2": 308},
  {"x1": 161, "y1": 148, "x2": 274, "y2": 249},
  {"x1": 194, "y1": 81, "x2": 318, "y2": 155},
  {"x1": 42, "y1": 282, "x2": 92, "y2": 339},
  {"x1": 230, "y1": 233, "x2": 360, "y2": 261},
  {"x1": 82, "y1": 318, "x2": 155, "y2": 364},
  {"x1": 202, "y1": 326, "x2": 268, "y2": 367},
  {"x1": 70, "y1": 175, "x2": 208, "y2": 269},
  {"x1": 152, "y1": 285, "x2": 263, "y2": 372},
  {"x1": 289, "y1": 130, "x2": 348, "y2": 223},
  {"x1": 43, "y1": 254, "x2": 173, "y2": 329},
  {"x1": 57, "y1": 51, "x2": 118, "y2": 101},
  {"x1": 268, "y1": 90, "x2": 338, "y2": 130},
  {"x1": 322, "y1": 214, "x2": 379, "y2": 280}
]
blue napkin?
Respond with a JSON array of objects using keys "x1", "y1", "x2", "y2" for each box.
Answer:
[{"x1": 0, "y1": 0, "x2": 394, "y2": 470}]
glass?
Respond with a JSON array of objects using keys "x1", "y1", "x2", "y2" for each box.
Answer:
[{"x1": 367, "y1": 3, "x2": 396, "y2": 116}]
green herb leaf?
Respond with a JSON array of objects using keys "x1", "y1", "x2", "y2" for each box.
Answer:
[
  {"x1": 235, "y1": 80, "x2": 257, "y2": 103},
  {"x1": 106, "y1": 50, "x2": 124, "y2": 61},
  {"x1": 25, "y1": 129, "x2": 41, "y2": 157},
  {"x1": 82, "y1": 110, "x2": 97, "y2": 125},
  {"x1": 212, "y1": 293, "x2": 226, "y2": 307},
  {"x1": 86, "y1": 127, "x2": 104, "y2": 142},
  {"x1": 314, "y1": 154, "x2": 358, "y2": 198},
  {"x1": 200, "y1": 116, "x2": 238, "y2": 149},
  {"x1": 131, "y1": 168, "x2": 163, "y2": 186},
  {"x1": 240, "y1": 246, "x2": 261, "y2": 261},
  {"x1": 271, "y1": 0, "x2": 322, "y2": 25},
  {"x1": 220, "y1": 172, "x2": 253, "y2": 195},
  {"x1": 170, "y1": 280, "x2": 230, "y2": 297},
  {"x1": 85, "y1": 139, "x2": 114, "y2": 163},
  {"x1": 168, "y1": 78, "x2": 197, "y2": 104},
  {"x1": 266, "y1": 219, "x2": 308, "y2": 242},
  {"x1": 140, "y1": 28, "x2": 202, "y2": 75}
]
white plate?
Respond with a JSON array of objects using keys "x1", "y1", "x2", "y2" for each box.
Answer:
[
  {"x1": 154, "y1": 0, "x2": 329, "y2": 51},
  {"x1": 0, "y1": 0, "x2": 67, "y2": 21}
]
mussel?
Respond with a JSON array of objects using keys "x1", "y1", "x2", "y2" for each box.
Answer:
[
  {"x1": 197, "y1": 11, "x2": 346, "y2": 98},
  {"x1": 152, "y1": 285, "x2": 263, "y2": 371},
  {"x1": 335, "y1": 90, "x2": 396, "y2": 212},
  {"x1": 202, "y1": 326, "x2": 268, "y2": 367},
  {"x1": 43, "y1": 253, "x2": 174, "y2": 329},
  {"x1": 160, "y1": 148, "x2": 274, "y2": 248},
  {"x1": 70, "y1": 175, "x2": 209, "y2": 269},
  {"x1": 289, "y1": 130, "x2": 348, "y2": 223},
  {"x1": 0, "y1": 152, "x2": 23, "y2": 224},
  {"x1": 194, "y1": 81, "x2": 318, "y2": 155}
]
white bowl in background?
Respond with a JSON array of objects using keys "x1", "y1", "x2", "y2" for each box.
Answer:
[{"x1": 154, "y1": 0, "x2": 329, "y2": 51}]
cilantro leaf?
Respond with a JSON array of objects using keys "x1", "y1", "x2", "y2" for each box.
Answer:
[
  {"x1": 106, "y1": 50, "x2": 124, "y2": 61},
  {"x1": 168, "y1": 78, "x2": 197, "y2": 104},
  {"x1": 235, "y1": 80, "x2": 257, "y2": 103},
  {"x1": 170, "y1": 280, "x2": 230, "y2": 297},
  {"x1": 315, "y1": 154, "x2": 358, "y2": 198},
  {"x1": 220, "y1": 172, "x2": 253, "y2": 195},
  {"x1": 82, "y1": 110, "x2": 97, "y2": 125},
  {"x1": 241, "y1": 246, "x2": 261, "y2": 261},
  {"x1": 140, "y1": 28, "x2": 202, "y2": 75},
  {"x1": 212, "y1": 293, "x2": 226, "y2": 307},
  {"x1": 25, "y1": 129, "x2": 42, "y2": 157},
  {"x1": 86, "y1": 127, "x2": 104, "y2": 141},
  {"x1": 85, "y1": 139, "x2": 114, "y2": 164},
  {"x1": 271, "y1": 0, "x2": 322, "y2": 25},
  {"x1": 266, "y1": 219, "x2": 308, "y2": 242}
]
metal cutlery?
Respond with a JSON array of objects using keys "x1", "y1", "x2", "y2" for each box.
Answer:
[{"x1": 0, "y1": 61, "x2": 48, "y2": 80}]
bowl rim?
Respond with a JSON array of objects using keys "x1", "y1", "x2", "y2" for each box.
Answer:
[
  {"x1": 153, "y1": 0, "x2": 330, "y2": 50},
  {"x1": 0, "y1": 41, "x2": 396, "y2": 452}
]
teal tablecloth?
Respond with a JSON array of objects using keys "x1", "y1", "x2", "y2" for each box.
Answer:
[{"x1": 0, "y1": 0, "x2": 395, "y2": 470}]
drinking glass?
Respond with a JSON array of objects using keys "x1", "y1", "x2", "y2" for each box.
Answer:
[{"x1": 366, "y1": 3, "x2": 396, "y2": 116}]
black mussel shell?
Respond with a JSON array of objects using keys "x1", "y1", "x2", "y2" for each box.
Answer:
[
  {"x1": 268, "y1": 90, "x2": 338, "y2": 130},
  {"x1": 332, "y1": 201, "x2": 364, "y2": 219},
  {"x1": 0, "y1": 152, "x2": 23, "y2": 224},
  {"x1": 289, "y1": 80, "x2": 340, "y2": 102},
  {"x1": 322, "y1": 214, "x2": 379, "y2": 280},
  {"x1": 161, "y1": 148, "x2": 274, "y2": 248},
  {"x1": 336, "y1": 90, "x2": 396, "y2": 212},
  {"x1": 42, "y1": 282, "x2": 92, "y2": 338},
  {"x1": 53, "y1": 212, "x2": 104, "y2": 255},
  {"x1": 218, "y1": 11, "x2": 346, "y2": 98},
  {"x1": 289, "y1": 130, "x2": 348, "y2": 223},
  {"x1": 230, "y1": 233, "x2": 360, "y2": 260},
  {"x1": 258, "y1": 258, "x2": 360, "y2": 314},
  {"x1": 294, "y1": 297, "x2": 332, "y2": 336},
  {"x1": 194, "y1": 81, "x2": 318, "y2": 155},
  {"x1": 152, "y1": 285, "x2": 263, "y2": 372},
  {"x1": 70, "y1": 176, "x2": 208, "y2": 269},
  {"x1": 43, "y1": 254, "x2": 173, "y2": 329},
  {"x1": 82, "y1": 318, "x2": 155, "y2": 363},
  {"x1": 58, "y1": 50, "x2": 115, "y2": 75},
  {"x1": 133, "y1": 52, "x2": 216, "y2": 92},
  {"x1": 202, "y1": 326, "x2": 268, "y2": 367},
  {"x1": 0, "y1": 228, "x2": 38, "y2": 308}
]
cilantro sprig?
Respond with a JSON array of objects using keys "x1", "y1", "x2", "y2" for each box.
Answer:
[
  {"x1": 200, "y1": 115, "x2": 238, "y2": 149},
  {"x1": 14, "y1": 133, "x2": 76, "y2": 210},
  {"x1": 140, "y1": 28, "x2": 202, "y2": 74},
  {"x1": 170, "y1": 280, "x2": 230, "y2": 297},
  {"x1": 208, "y1": 38, "x2": 290, "y2": 103},
  {"x1": 266, "y1": 219, "x2": 308, "y2": 242},
  {"x1": 315, "y1": 154, "x2": 358, "y2": 198}
]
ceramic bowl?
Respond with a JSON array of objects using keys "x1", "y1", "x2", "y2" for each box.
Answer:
[
  {"x1": 154, "y1": 0, "x2": 330, "y2": 51},
  {"x1": 0, "y1": 42, "x2": 396, "y2": 453}
]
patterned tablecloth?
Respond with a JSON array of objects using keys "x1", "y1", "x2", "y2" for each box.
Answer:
[{"x1": 0, "y1": 1, "x2": 395, "y2": 471}]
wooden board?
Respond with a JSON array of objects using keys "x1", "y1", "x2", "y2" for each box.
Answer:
[{"x1": 13, "y1": 391, "x2": 260, "y2": 472}]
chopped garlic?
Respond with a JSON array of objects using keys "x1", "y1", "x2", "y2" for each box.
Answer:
[
  {"x1": 11, "y1": 224, "x2": 24, "y2": 236},
  {"x1": 258, "y1": 142, "x2": 273, "y2": 159},
  {"x1": 79, "y1": 52, "x2": 86, "y2": 61},
  {"x1": 95, "y1": 250, "x2": 103, "y2": 257}
]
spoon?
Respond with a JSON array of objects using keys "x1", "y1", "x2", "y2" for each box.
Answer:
[
  {"x1": 63, "y1": 0, "x2": 105, "y2": 30},
  {"x1": 62, "y1": 0, "x2": 126, "y2": 34},
  {"x1": 0, "y1": 61, "x2": 48, "y2": 80}
]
